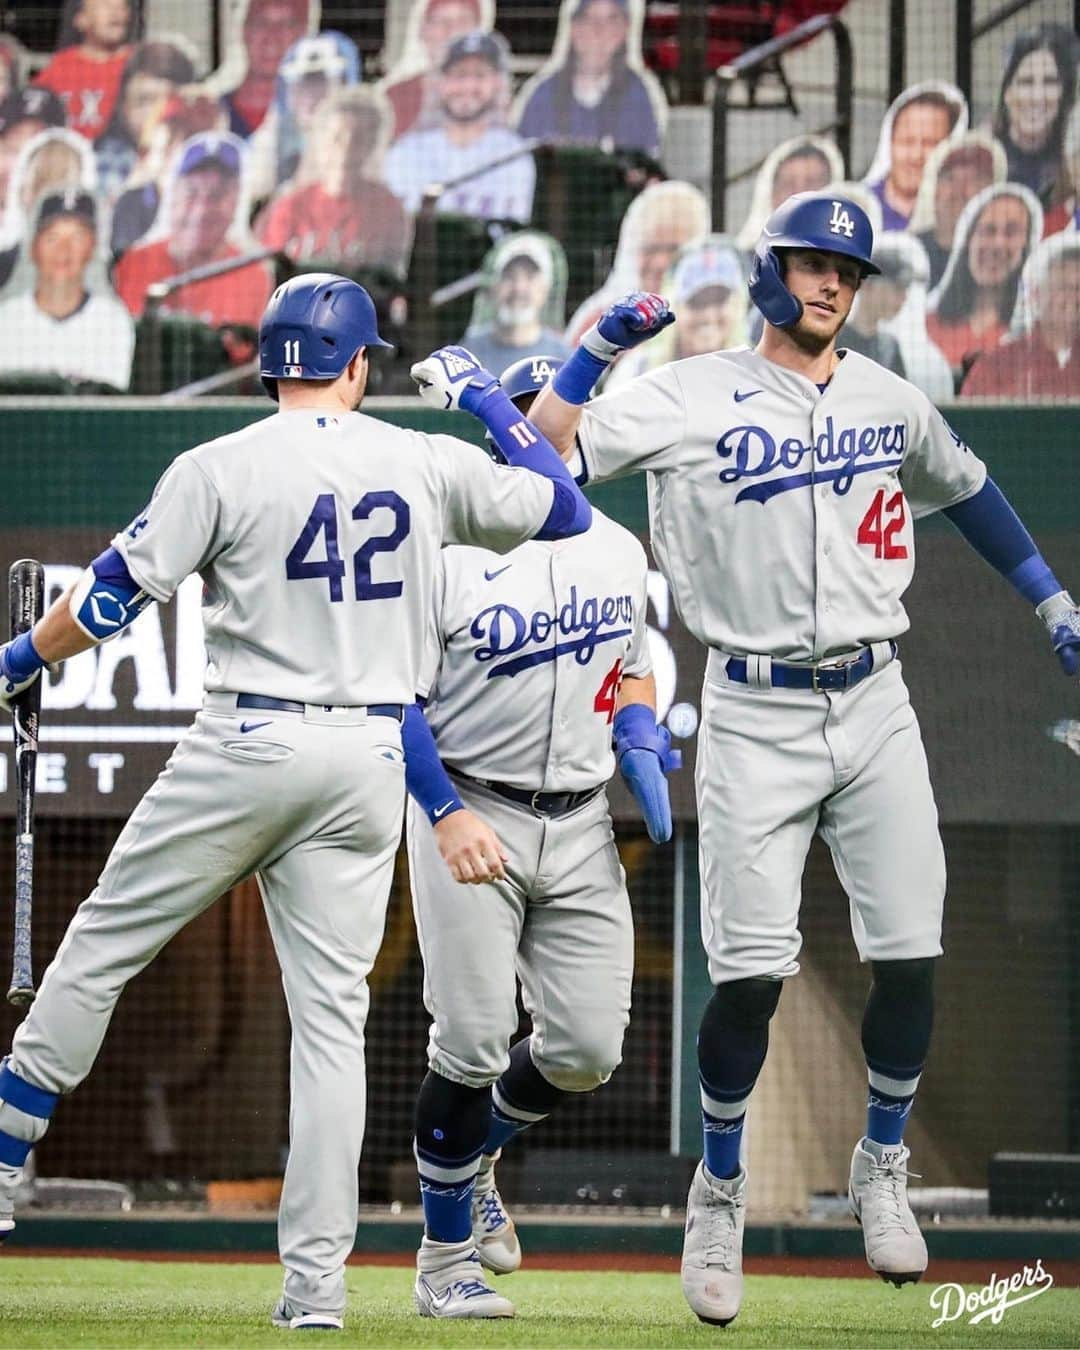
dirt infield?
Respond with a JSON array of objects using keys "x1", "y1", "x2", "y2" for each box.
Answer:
[{"x1": 18, "y1": 1249, "x2": 1080, "y2": 1286}]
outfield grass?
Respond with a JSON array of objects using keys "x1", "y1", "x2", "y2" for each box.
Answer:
[{"x1": 0, "y1": 1259, "x2": 1078, "y2": 1348}]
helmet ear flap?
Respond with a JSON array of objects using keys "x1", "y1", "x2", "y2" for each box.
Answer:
[{"x1": 749, "y1": 247, "x2": 803, "y2": 329}]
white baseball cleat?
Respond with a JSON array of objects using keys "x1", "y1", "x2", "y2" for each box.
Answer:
[
  {"x1": 270, "y1": 1297, "x2": 343, "y2": 1331},
  {"x1": 472, "y1": 1153, "x2": 522, "y2": 1275},
  {"x1": 680, "y1": 1161, "x2": 747, "y2": 1326},
  {"x1": 414, "y1": 1236, "x2": 516, "y2": 1318},
  {"x1": 848, "y1": 1138, "x2": 928, "y2": 1286}
]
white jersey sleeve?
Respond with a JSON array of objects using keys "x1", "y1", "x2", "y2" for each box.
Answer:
[
  {"x1": 433, "y1": 434, "x2": 555, "y2": 552},
  {"x1": 621, "y1": 546, "x2": 652, "y2": 681},
  {"x1": 112, "y1": 453, "x2": 223, "y2": 602},
  {"x1": 900, "y1": 398, "x2": 987, "y2": 519},
  {"x1": 576, "y1": 364, "x2": 688, "y2": 484}
]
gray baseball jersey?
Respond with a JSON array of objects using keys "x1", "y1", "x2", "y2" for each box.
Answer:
[
  {"x1": 409, "y1": 509, "x2": 648, "y2": 1091},
  {"x1": 114, "y1": 408, "x2": 555, "y2": 705},
  {"x1": 8, "y1": 405, "x2": 558, "y2": 1322},
  {"x1": 575, "y1": 347, "x2": 986, "y2": 660},
  {"x1": 419, "y1": 509, "x2": 651, "y2": 791},
  {"x1": 570, "y1": 345, "x2": 985, "y2": 983}
]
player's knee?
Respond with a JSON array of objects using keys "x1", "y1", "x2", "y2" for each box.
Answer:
[
  {"x1": 533, "y1": 1030, "x2": 624, "y2": 1094},
  {"x1": 704, "y1": 977, "x2": 783, "y2": 1035},
  {"x1": 870, "y1": 958, "x2": 936, "y2": 1003}
]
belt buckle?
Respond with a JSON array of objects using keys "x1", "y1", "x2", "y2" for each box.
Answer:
[
  {"x1": 530, "y1": 789, "x2": 546, "y2": 813},
  {"x1": 811, "y1": 654, "x2": 856, "y2": 693}
]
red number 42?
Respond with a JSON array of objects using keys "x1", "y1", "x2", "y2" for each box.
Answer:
[
  {"x1": 594, "y1": 658, "x2": 623, "y2": 724},
  {"x1": 857, "y1": 488, "x2": 908, "y2": 560}
]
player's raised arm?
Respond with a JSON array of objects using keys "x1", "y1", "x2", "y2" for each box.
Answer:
[
  {"x1": 530, "y1": 291, "x2": 676, "y2": 459},
  {"x1": 411, "y1": 345, "x2": 591, "y2": 541},
  {"x1": 904, "y1": 405, "x2": 1080, "y2": 677}
]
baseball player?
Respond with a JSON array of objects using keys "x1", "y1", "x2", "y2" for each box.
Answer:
[
  {"x1": 402, "y1": 354, "x2": 680, "y2": 1319},
  {"x1": 0, "y1": 275, "x2": 592, "y2": 1332},
  {"x1": 529, "y1": 193, "x2": 1080, "y2": 1325}
]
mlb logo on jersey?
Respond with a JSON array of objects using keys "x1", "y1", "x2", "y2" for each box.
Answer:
[{"x1": 828, "y1": 201, "x2": 856, "y2": 238}]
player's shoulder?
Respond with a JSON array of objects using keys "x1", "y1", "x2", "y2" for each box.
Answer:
[
  {"x1": 836, "y1": 348, "x2": 930, "y2": 408},
  {"x1": 587, "y1": 507, "x2": 647, "y2": 567}
]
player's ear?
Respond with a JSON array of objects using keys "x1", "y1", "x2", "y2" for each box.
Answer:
[{"x1": 349, "y1": 347, "x2": 367, "y2": 380}]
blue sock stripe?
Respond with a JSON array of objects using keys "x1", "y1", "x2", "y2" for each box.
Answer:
[
  {"x1": 701, "y1": 1107, "x2": 744, "y2": 1181},
  {"x1": 865, "y1": 1054, "x2": 924, "y2": 1081},
  {"x1": 703, "y1": 1109, "x2": 746, "y2": 1137},
  {"x1": 418, "y1": 1175, "x2": 476, "y2": 1244},
  {"x1": 866, "y1": 1087, "x2": 916, "y2": 1148},
  {"x1": 0, "y1": 1129, "x2": 33, "y2": 1166},
  {"x1": 492, "y1": 1082, "x2": 549, "y2": 1123},
  {"x1": 414, "y1": 1139, "x2": 485, "y2": 1170},
  {"x1": 0, "y1": 1062, "x2": 58, "y2": 1119},
  {"x1": 698, "y1": 1071, "x2": 757, "y2": 1104}
]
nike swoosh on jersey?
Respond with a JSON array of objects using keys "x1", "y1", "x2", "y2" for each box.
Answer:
[
  {"x1": 433, "y1": 801, "x2": 456, "y2": 818},
  {"x1": 484, "y1": 565, "x2": 512, "y2": 581},
  {"x1": 733, "y1": 389, "x2": 763, "y2": 403},
  {"x1": 240, "y1": 720, "x2": 273, "y2": 734}
]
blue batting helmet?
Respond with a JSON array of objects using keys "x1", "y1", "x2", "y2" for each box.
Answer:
[
  {"x1": 259, "y1": 273, "x2": 392, "y2": 400},
  {"x1": 483, "y1": 354, "x2": 564, "y2": 463},
  {"x1": 500, "y1": 354, "x2": 565, "y2": 405},
  {"x1": 749, "y1": 192, "x2": 880, "y2": 329}
]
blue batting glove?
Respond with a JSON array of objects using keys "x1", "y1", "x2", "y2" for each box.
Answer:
[
  {"x1": 410, "y1": 346, "x2": 499, "y2": 415},
  {"x1": 1036, "y1": 591, "x2": 1080, "y2": 676},
  {"x1": 613, "y1": 704, "x2": 681, "y2": 844},
  {"x1": 582, "y1": 291, "x2": 675, "y2": 363},
  {"x1": 620, "y1": 748, "x2": 673, "y2": 844}
]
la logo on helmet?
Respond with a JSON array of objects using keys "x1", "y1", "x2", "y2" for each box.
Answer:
[{"x1": 828, "y1": 201, "x2": 856, "y2": 238}]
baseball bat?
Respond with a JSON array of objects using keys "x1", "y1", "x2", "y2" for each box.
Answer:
[{"x1": 7, "y1": 559, "x2": 44, "y2": 1008}]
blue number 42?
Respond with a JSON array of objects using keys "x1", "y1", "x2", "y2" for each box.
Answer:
[{"x1": 285, "y1": 491, "x2": 411, "y2": 603}]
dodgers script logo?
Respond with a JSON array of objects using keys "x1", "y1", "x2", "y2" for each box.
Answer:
[
  {"x1": 716, "y1": 415, "x2": 907, "y2": 503},
  {"x1": 471, "y1": 585, "x2": 633, "y2": 678}
]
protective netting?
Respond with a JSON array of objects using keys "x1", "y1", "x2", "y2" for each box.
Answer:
[{"x1": 0, "y1": 0, "x2": 1077, "y2": 1224}]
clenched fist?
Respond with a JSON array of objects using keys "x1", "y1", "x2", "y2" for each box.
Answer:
[{"x1": 410, "y1": 346, "x2": 499, "y2": 415}]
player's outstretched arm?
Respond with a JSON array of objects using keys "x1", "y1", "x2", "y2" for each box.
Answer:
[
  {"x1": 0, "y1": 548, "x2": 157, "y2": 711},
  {"x1": 401, "y1": 702, "x2": 509, "y2": 884},
  {"x1": 613, "y1": 674, "x2": 682, "y2": 845},
  {"x1": 531, "y1": 292, "x2": 675, "y2": 460},
  {"x1": 411, "y1": 345, "x2": 591, "y2": 539},
  {"x1": 942, "y1": 477, "x2": 1080, "y2": 676}
]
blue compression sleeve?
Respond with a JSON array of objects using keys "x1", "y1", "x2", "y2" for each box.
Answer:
[
  {"x1": 943, "y1": 477, "x2": 1061, "y2": 606},
  {"x1": 552, "y1": 347, "x2": 609, "y2": 405},
  {"x1": 402, "y1": 703, "x2": 464, "y2": 825},
  {"x1": 2, "y1": 631, "x2": 44, "y2": 682},
  {"x1": 470, "y1": 387, "x2": 592, "y2": 539}
]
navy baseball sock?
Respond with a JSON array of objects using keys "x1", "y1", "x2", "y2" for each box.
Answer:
[
  {"x1": 414, "y1": 1070, "x2": 491, "y2": 1243},
  {"x1": 485, "y1": 1038, "x2": 567, "y2": 1155},
  {"x1": 862, "y1": 959, "x2": 935, "y2": 1151},
  {"x1": 698, "y1": 980, "x2": 781, "y2": 1180}
]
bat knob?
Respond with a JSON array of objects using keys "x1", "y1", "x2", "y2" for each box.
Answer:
[{"x1": 6, "y1": 986, "x2": 35, "y2": 1008}]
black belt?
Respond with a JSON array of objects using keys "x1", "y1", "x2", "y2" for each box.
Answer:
[
  {"x1": 724, "y1": 642, "x2": 896, "y2": 693},
  {"x1": 236, "y1": 693, "x2": 404, "y2": 720},
  {"x1": 450, "y1": 769, "x2": 602, "y2": 817}
]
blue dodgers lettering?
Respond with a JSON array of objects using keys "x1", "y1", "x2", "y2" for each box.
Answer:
[
  {"x1": 470, "y1": 585, "x2": 633, "y2": 678},
  {"x1": 716, "y1": 416, "x2": 906, "y2": 503}
]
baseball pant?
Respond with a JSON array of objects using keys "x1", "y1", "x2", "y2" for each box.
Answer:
[
  {"x1": 406, "y1": 781, "x2": 634, "y2": 1092},
  {"x1": 696, "y1": 652, "x2": 946, "y2": 985},
  {"x1": 11, "y1": 698, "x2": 405, "y2": 1317}
]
